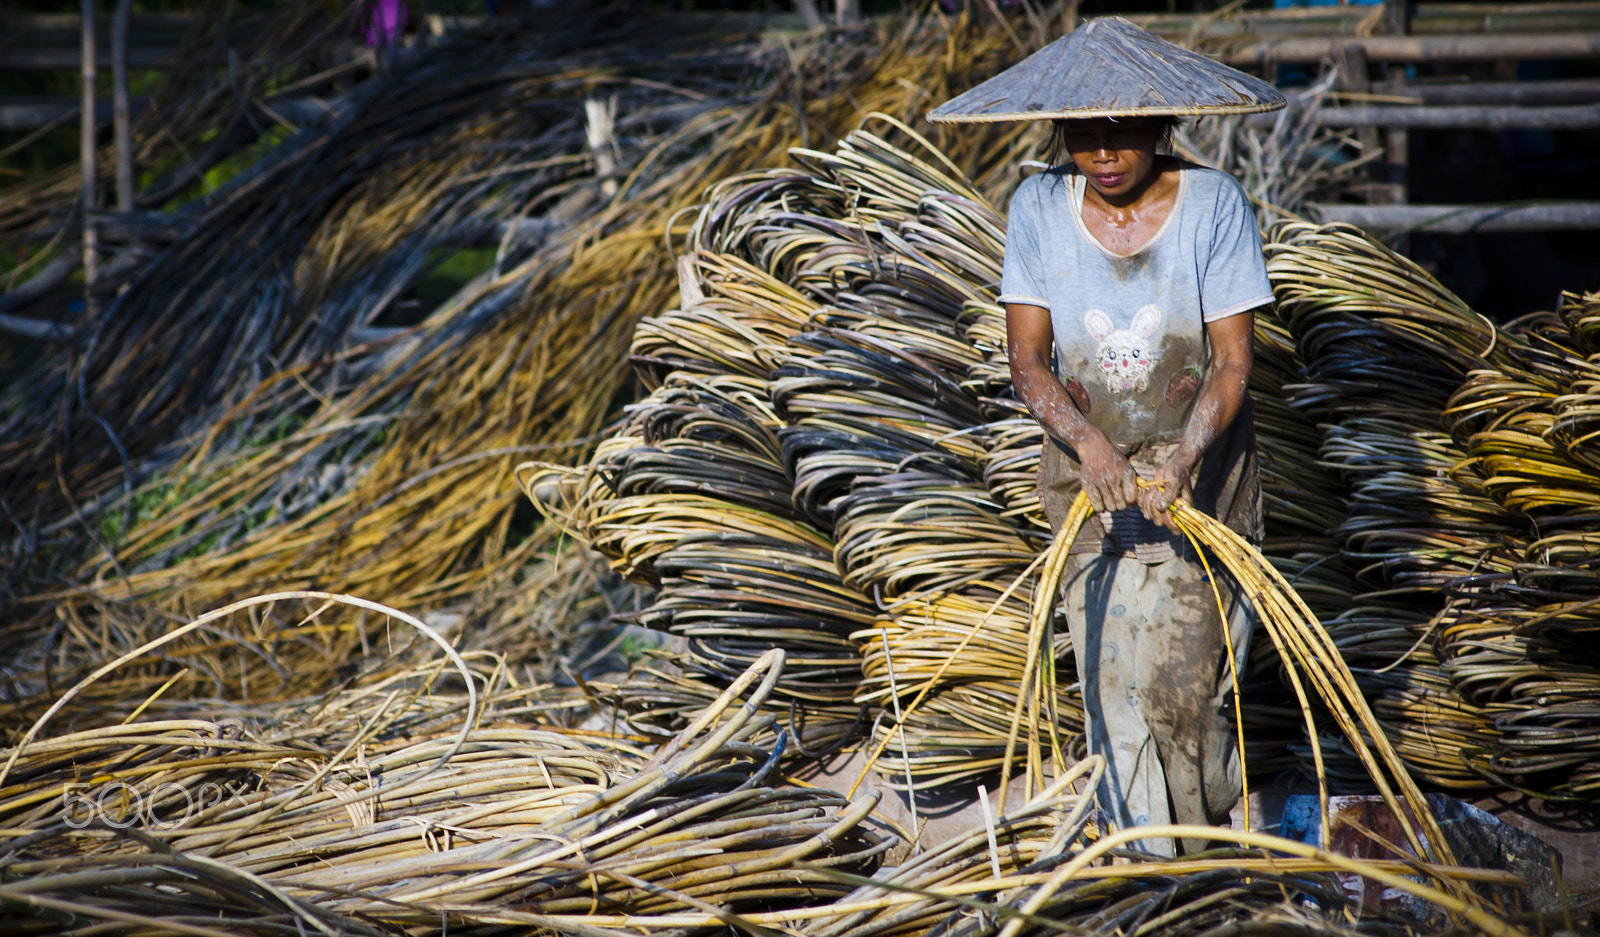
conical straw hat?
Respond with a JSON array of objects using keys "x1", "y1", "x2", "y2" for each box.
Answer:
[{"x1": 927, "y1": 17, "x2": 1285, "y2": 123}]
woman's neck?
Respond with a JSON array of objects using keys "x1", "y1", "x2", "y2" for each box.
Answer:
[
  {"x1": 1076, "y1": 158, "x2": 1182, "y2": 256},
  {"x1": 1082, "y1": 155, "x2": 1176, "y2": 215}
]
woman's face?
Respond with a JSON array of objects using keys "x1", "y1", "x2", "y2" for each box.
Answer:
[{"x1": 1058, "y1": 118, "x2": 1162, "y2": 201}]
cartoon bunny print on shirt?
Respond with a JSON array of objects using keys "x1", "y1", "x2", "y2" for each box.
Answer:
[{"x1": 1084, "y1": 305, "x2": 1162, "y2": 393}]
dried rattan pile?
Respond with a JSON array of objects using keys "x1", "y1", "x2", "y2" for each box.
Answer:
[
  {"x1": 0, "y1": 631, "x2": 900, "y2": 935},
  {"x1": 4, "y1": 631, "x2": 1525, "y2": 937},
  {"x1": 0, "y1": 6, "x2": 1052, "y2": 728},
  {"x1": 1430, "y1": 292, "x2": 1600, "y2": 798},
  {"x1": 5, "y1": 0, "x2": 1599, "y2": 875},
  {"x1": 1267, "y1": 224, "x2": 1600, "y2": 799},
  {"x1": 533, "y1": 123, "x2": 1600, "y2": 807},
  {"x1": 1, "y1": 2, "x2": 1379, "y2": 787},
  {"x1": 0, "y1": 583, "x2": 1532, "y2": 937},
  {"x1": 524, "y1": 120, "x2": 1079, "y2": 778}
]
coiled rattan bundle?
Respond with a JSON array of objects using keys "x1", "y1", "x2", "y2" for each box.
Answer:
[
  {"x1": 1264, "y1": 222, "x2": 1516, "y2": 789},
  {"x1": 526, "y1": 122, "x2": 1081, "y2": 786},
  {"x1": 1268, "y1": 229, "x2": 1600, "y2": 796}
]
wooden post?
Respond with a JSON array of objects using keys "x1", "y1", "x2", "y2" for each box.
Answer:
[
  {"x1": 1383, "y1": 0, "x2": 1410, "y2": 253},
  {"x1": 583, "y1": 96, "x2": 618, "y2": 199},
  {"x1": 794, "y1": 0, "x2": 824, "y2": 31},
  {"x1": 1337, "y1": 44, "x2": 1390, "y2": 204},
  {"x1": 836, "y1": 0, "x2": 860, "y2": 27},
  {"x1": 1383, "y1": 0, "x2": 1410, "y2": 37},
  {"x1": 80, "y1": 0, "x2": 98, "y2": 307},
  {"x1": 112, "y1": 0, "x2": 133, "y2": 212}
]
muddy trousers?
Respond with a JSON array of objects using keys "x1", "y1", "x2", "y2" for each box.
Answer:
[{"x1": 1062, "y1": 550, "x2": 1253, "y2": 857}]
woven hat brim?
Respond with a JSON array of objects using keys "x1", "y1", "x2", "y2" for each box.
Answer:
[
  {"x1": 927, "y1": 101, "x2": 1285, "y2": 123},
  {"x1": 927, "y1": 16, "x2": 1286, "y2": 125}
]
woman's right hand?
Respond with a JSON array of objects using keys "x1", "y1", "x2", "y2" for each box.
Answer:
[
  {"x1": 1005, "y1": 302, "x2": 1135, "y2": 513},
  {"x1": 1075, "y1": 433, "x2": 1137, "y2": 514}
]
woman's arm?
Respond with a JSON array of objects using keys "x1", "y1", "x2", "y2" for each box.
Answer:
[
  {"x1": 1006, "y1": 302, "x2": 1137, "y2": 513},
  {"x1": 1138, "y1": 308, "x2": 1257, "y2": 531}
]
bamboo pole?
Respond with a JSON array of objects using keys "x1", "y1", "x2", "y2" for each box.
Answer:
[
  {"x1": 79, "y1": 0, "x2": 97, "y2": 307},
  {"x1": 1370, "y1": 76, "x2": 1600, "y2": 105},
  {"x1": 1221, "y1": 31, "x2": 1600, "y2": 65},
  {"x1": 1240, "y1": 98, "x2": 1600, "y2": 130},
  {"x1": 112, "y1": 0, "x2": 133, "y2": 212},
  {"x1": 1334, "y1": 43, "x2": 1391, "y2": 205},
  {"x1": 1383, "y1": 0, "x2": 1411, "y2": 248},
  {"x1": 1127, "y1": 3, "x2": 1600, "y2": 40},
  {"x1": 1309, "y1": 201, "x2": 1600, "y2": 233},
  {"x1": 1295, "y1": 101, "x2": 1600, "y2": 130}
]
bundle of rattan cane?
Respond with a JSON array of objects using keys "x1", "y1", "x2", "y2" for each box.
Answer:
[
  {"x1": 632, "y1": 254, "x2": 826, "y2": 387},
  {"x1": 1263, "y1": 249, "x2": 1600, "y2": 798},
  {"x1": 520, "y1": 374, "x2": 874, "y2": 741},
  {"x1": 1252, "y1": 316, "x2": 1349, "y2": 551},
  {"x1": 772, "y1": 327, "x2": 993, "y2": 532},
  {"x1": 0, "y1": 648, "x2": 892, "y2": 934},
  {"x1": 1548, "y1": 291, "x2": 1600, "y2": 478},
  {"x1": 973, "y1": 412, "x2": 1051, "y2": 533},
  {"x1": 530, "y1": 119, "x2": 1093, "y2": 784},
  {"x1": 1324, "y1": 418, "x2": 1524, "y2": 595},
  {"x1": 1425, "y1": 311, "x2": 1600, "y2": 794},
  {"x1": 1266, "y1": 222, "x2": 1514, "y2": 421},
  {"x1": 1246, "y1": 308, "x2": 1360, "y2": 785},
  {"x1": 855, "y1": 588, "x2": 1082, "y2": 791},
  {"x1": 1263, "y1": 222, "x2": 1521, "y2": 789},
  {"x1": 957, "y1": 299, "x2": 1053, "y2": 535},
  {"x1": 1151, "y1": 499, "x2": 1474, "y2": 899}
]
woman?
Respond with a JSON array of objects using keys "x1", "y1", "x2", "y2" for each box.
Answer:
[{"x1": 928, "y1": 18, "x2": 1284, "y2": 856}]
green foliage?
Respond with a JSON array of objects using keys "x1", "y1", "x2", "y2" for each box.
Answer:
[
  {"x1": 95, "y1": 407, "x2": 311, "y2": 554},
  {"x1": 96, "y1": 479, "x2": 186, "y2": 546},
  {"x1": 417, "y1": 246, "x2": 497, "y2": 304},
  {"x1": 378, "y1": 245, "x2": 499, "y2": 326}
]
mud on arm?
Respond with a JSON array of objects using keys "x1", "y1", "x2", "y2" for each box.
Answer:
[
  {"x1": 1139, "y1": 307, "x2": 1259, "y2": 530},
  {"x1": 1006, "y1": 301, "x2": 1137, "y2": 514}
]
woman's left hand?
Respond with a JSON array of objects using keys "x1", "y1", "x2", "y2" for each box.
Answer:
[{"x1": 1138, "y1": 459, "x2": 1193, "y2": 532}]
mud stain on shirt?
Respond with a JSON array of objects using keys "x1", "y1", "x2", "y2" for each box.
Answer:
[{"x1": 1108, "y1": 251, "x2": 1153, "y2": 282}]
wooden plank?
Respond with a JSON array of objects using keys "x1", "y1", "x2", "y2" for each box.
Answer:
[
  {"x1": 0, "y1": 46, "x2": 176, "y2": 70},
  {"x1": 0, "y1": 12, "x2": 220, "y2": 48},
  {"x1": 1309, "y1": 201, "x2": 1600, "y2": 233},
  {"x1": 1247, "y1": 101, "x2": 1600, "y2": 130},
  {"x1": 1369, "y1": 77, "x2": 1600, "y2": 105},
  {"x1": 1127, "y1": 3, "x2": 1600, "y2": 39},
  {"x1": 0, "y1": 96, "x2": 146, "y2": 131},
  {"x1": 1221, "y1": 32, "x2": 1600, "y2": 65},
  {"x1": 0, "y1": 11, "x2": 257, "y2": 70}
]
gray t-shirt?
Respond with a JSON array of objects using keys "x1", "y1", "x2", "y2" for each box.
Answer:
[{"x1": 1000, "y1": 162, "x2": 1273, "y2": 558}]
